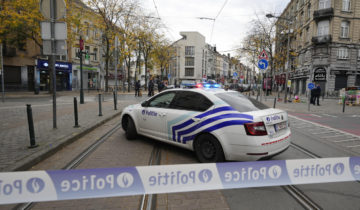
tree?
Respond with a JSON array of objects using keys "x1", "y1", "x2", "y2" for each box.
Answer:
[
  {"x1": 138, "y1": 16, "x2": 161, "y2": 90},
  {"x1": 0, "y1": 0, "x2": 43, "y2": 48},
  {"x1": 87, "y1": 0, "x2": 138, "y2": 92},
  {"x1": 153, "y1": 36, "x2": 174, "y2": 81}
]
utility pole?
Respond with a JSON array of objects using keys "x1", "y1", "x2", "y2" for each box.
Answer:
[
  {"x1": 50, "y1": 0, "x2": 57, "y2": 128},
  {"x1": 79, "y1": 36, "x2": 84, "y2": 104},
  {"x1": 114, "y1": 36, "x2": 118, "y2": 103},
  {"x1": 1, "y1": 43, "x2": 4, "y2": 102},
  {"x1": 284, "y1": 27, "x2": 291, "y2": 103}
]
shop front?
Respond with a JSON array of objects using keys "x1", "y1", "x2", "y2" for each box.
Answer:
[
  {"x1": 72, "y1": 65, "x2": 100, "y2": 90},
  {"x1": 36, "y1": 59, "x2": 72, "y2": 91},
  {"x1": 291, "y1": 69, "x2": 309, "y2": 95}
]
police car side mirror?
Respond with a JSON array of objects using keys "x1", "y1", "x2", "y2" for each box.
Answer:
[{"x1": 141, "y1": 101, "x2": 149, "y2": 107}]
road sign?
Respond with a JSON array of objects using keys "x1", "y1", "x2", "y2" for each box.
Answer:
[
  {"x1": 41, "y1": 22, "x2": 67, "y2": 40},
  {"x1": 42, "y1": 40, "x2": 66, "y2": 55},
  {"x1": 258, "y1": 49, "x2": 268, "y2": 60},
  {"x1": 40, "y1": 0, "x2": 66, "y2": 20},
  {"x1": 233, "y1": 72, "x2": 238, "y2": 77},
  {"x1": 308, "y1": 83, "x2": 315, "y2": 90},
  {"x1": 258, "y1": 59, "x2": 268, "y2": 70}
]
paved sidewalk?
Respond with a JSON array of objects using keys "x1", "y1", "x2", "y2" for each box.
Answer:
[
  {"x1": 0, "y1": 91, "x2": 140, "y2": 172},
  {"x1": 250, "y1": 91, "x2": 359, "y2": 115}
]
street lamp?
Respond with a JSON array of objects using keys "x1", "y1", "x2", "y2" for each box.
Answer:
[{"x1": 266, "y1": 13, "x2": 292, "y2": 103}]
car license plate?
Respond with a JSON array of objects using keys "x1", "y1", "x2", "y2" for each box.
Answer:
[{"x1": 274, "y1": 122, "x2": 287, "y2": 131}]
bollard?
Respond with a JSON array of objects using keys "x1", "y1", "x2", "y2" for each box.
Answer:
[
  {"x1": 74, "y1": 97, "x2": 80, "y2": 128},
  {"x1": 113, "y1": 91, "x2": 117, "y2": 110},
  {"x1": 98, "y1": 94, "x2": 103, "y2": 116},
  {"x1": 273, "y1": 98, "x2": 276, "y2": 108},
  {"x1": 26, "y1": 104, "x2": 38, "y2": 148},
  {"x1": 343, "y1": 97, "x2": 346, "y2": 113}
]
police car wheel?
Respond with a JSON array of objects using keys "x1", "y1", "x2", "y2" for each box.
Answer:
[
  {"x1": 125, "y1": 117, "x2": 137, "y2": 140},
  {"x1": 195, "y1": 134, "x2": 224, "y2": 163}
]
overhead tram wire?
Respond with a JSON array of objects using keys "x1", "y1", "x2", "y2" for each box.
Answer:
[
  {"x1": 151, "y1": 0, "x2": 176, "y2": 41},
  {"x1": 210, "y1": 0, "x2": 229, "y2": 44}
]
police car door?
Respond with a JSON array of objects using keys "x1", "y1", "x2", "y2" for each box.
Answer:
[
  {"x1": 166, "y1": 91, "x2": 214, "y2": 145},
  {"x1": 138, "y1": 91, "x2": 176, "y2": 140}
]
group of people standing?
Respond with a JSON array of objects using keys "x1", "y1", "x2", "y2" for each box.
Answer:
[
  {"x1": 310, "y1": 84, "x2": 321, "y2": 106},
  {"x1": 134, "y1": 79, "x2": 165, "y2": 97}
]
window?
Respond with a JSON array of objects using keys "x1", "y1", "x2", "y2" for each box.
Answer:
[
  {"x1": 317, "y1": 20, "x2": 329, "y2": 36},
  {"x1": 355, "y1": 75, "x2": 360, "y2": 86},
  {"x1": 338, "y1": 47, "x2": 349, "y2": 59},
  {"x1": 148, "y1": 92, "x2": 176, "y2": 108},
  {"x1": 307, "y1": 4, "x2": 311, "y2": 19},
  {"x1": 93, "y1": 29, "x2": 98, "y2": 39},
  {"x1": 185, "y1": 46, "x2": 195, "y2": 56},
  {"x1": 85, "y1": 46, "x2": 90, "y2": 54},
  {"x1": 185, "y1": 68, "x2": 194, "y2": 76},
  {"x1": 170, "y1": 91, "x2": 213, "y2": 112},
  {"x1": 340, "y1": 21, "x2": 349, "y2": 38},
  {"x1": 342, "y1": 0, "x2": 350, "y2": 11},
  {"x1": 357, "y1": 49, "x2": 360, "y2": 60},
  {"x1": 93, "y1": 48, "x2": 98, "y2": 61},
  {"x1": 185, "y1": 57, "x2": 194, "y2": 66},
  {"x1": 215, "y1": 92, "x2": 262, "y2": 112},
  {"x1": 319, "y1": 0, "x2": 331, "y2": 9}
]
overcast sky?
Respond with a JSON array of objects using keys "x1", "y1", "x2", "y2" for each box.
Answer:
[{"x1": 142, "y1": 0, "x2": 290, "y2": 56}]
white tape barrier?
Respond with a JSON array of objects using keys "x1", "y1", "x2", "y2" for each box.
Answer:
[{"x1": 0, "y1": 157, "x2": 359, "y2": 205}]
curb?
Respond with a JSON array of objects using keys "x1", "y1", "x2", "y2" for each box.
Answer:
[{"x1": 7, "y1": 111, "x2": 122, "y2": 172}]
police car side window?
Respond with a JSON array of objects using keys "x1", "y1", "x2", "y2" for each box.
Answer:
[
  {"x1": 170, "y1": 91, "x2": 213, "y2": 112},
  {"x1": 149, "y1": 92, "x2": 176, "y2": 108}
]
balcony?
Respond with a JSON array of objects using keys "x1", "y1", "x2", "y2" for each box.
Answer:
[
  {"x1": 313, "y1": 8, "x2": 334, "y2": 20},
  {"x1": 312, "y1": 35, "x2": 332, "y2": 44}
]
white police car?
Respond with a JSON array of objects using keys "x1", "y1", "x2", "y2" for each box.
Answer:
[{"x1": 121, "y1": 88, "x2": 291, "y2": 162}]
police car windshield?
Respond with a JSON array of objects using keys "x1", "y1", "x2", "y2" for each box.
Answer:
[{"x1": 215, "y1": 92, "x2": 268, "y2": 112}]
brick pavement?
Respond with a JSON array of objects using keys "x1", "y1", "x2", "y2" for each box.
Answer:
[{"x1": 0, "y1": 90, "x2": 139, "y2": 172}]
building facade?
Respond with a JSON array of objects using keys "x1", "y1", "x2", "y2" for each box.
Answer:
[
  {"x1": 275, "y1": 0, "x2": 360, "y2": 96},
  {"x1": 170, "y1": 31, "x2": 239, "y2": 85}
]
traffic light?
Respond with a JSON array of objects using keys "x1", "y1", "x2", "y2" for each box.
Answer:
[{"x1": 79, "y1": 38, "x2": 84, "y2": 51}]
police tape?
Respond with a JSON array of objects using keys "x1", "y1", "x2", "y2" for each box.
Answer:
[{"x1": 0, "y1": 157, "x2": 359, "y2": 205}]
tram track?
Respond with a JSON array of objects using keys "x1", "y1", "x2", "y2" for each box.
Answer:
[
  {"x1": 139, "y1": 146, "x2": 161, "y2": 210},
  {"x1": 285, "y1": 140, "x2": 360, "y2": 209},
  {"x1": 11, "y1": 112, "x2": 357, "y2": 210},
  {"x1": 15, "y1": 119, "x2": 163, "y2": 210},
  {"x1": 16, "y1": 122, "x2": 124, "y2": 210}
]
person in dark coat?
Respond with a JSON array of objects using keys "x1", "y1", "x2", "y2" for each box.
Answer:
[
  {"x1": 148, "y1": 79, "x2": 154, "y2": 96},
  {"x1": 135, "y1": 80, "x2": 141, "y2": 97},
  {"x1": 314, "y1": 85, "x2": 321, "y2": 106},
  {"x1": 158, "y1": 81, "x2": 164, "y2": 93},
  {"x1": 310, "y1": 87, "x2": 316, "y2": 105}
]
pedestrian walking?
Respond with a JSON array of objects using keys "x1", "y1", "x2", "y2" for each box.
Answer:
[
  {"x1": 148, "y1": 79, "x2": 154, "y2": 96},
  {"x1": 135, "y1": 80, "x2": 141, "y2": 97}
]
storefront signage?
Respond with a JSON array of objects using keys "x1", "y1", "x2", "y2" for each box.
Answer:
[
  {"x1": 314, "y1": 67, "x2": 326, "y2": 81},
  {"x1": 37, "y1": 59, "x2": 72, "y2": 72},
  {"x1": 75, "y1": 66, "x2": 98, "y2": 71}
]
